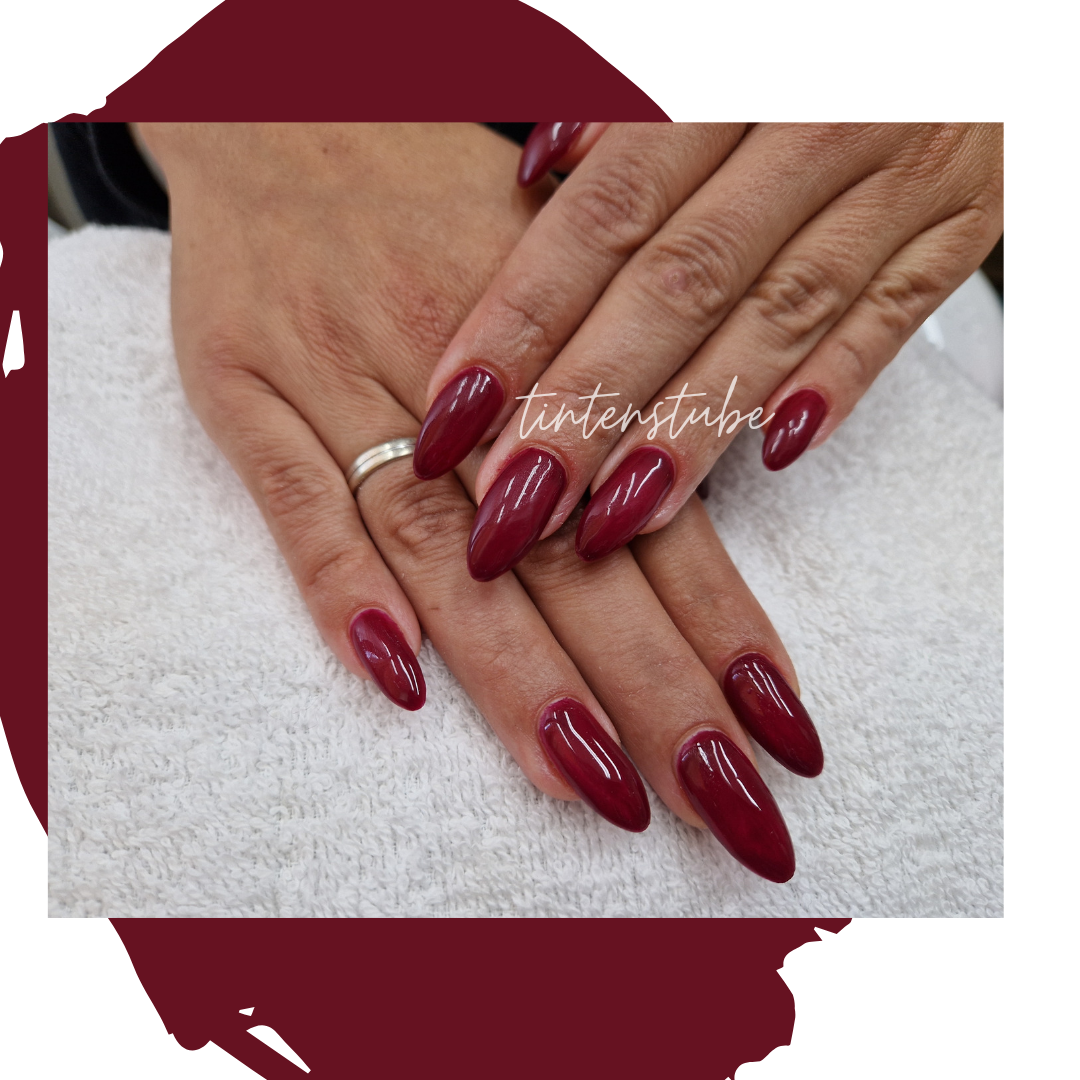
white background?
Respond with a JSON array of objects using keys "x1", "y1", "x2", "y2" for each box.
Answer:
[{"x1": 2, "y1": 0, "x2": 1074, "y2": 1075}]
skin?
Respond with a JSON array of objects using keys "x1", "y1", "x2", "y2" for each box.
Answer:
[
  {"x1": 426, "y1": 123, "x2": 1004, "y2": 539},
  {"x1": 136, "y1": 122, "x2": 804, "y2": 831}
]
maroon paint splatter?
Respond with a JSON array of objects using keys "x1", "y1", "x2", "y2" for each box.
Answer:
[
  {"x1": 0, "y1": 125, "x2": 46, "y2": 832},
  {"x1": 62, "y1": 0, "x2": 670, "y2": 121},
  {"x1": 114, "y1": 918, "x2": 851, "y2": 1078},
  {"x1": 5, "y1": 4, "x2": 853, "y2": 1077}
]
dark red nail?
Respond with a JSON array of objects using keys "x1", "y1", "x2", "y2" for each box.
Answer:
[
  {"x1": 518, "y1": 122, "x2": 586, "y2": 187},
  {"x1": 414, "y1": 366, "x2": 505, "y2": 480},
  {"x1": 761, "y1": 388, "x2": 827, "y2": 471},
  {"x1": 349, "y1": 609, "x2": 426, "y2": 711},
  {"x1": 576, "y1": 446, "x2": 675, "y2": 562},
  {"x1": 723, "y1": 654, "x2": 823, "y2": 777},
  {"x1": 468, "y1": 449, "x2": 566, "y2": 581},
  {"x1": 539, "y1": 698, "x2": 650, "y2": 832},
  {"x1": 676, "y1": 730, "x2": 796, "y2": 883}
]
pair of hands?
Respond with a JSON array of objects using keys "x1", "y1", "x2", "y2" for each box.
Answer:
[{"x1": 138, "y1": 122, "x2": 1002, "y2": 884}]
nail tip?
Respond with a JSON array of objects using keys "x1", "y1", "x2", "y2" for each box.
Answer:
[
  {"x1": 399, "y1": 679, "x2": 427, "y2": 711},
  {"x1": 616, "y1": 810, "x2": 651, "y2": 833},
  {"x1": 574, "y1": 541, "x2": 606, "y2": 563},
  {"x1": 411, "y1": 459, "x2": 443, "y2": 482},
  {"x1": 517, "y1": 164, "x2": 541, "y2": 188}
]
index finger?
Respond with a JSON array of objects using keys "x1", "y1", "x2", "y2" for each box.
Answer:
[{"x1": 412, "y1": 123, "x2": 745, "y2": 480}]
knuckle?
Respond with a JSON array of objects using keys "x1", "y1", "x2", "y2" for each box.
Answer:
[
  {"x1": 366, "y1": 472, "x2": 473, "y2": 562},
  {"x1": 608, "y1": 638, "x2": 704, "y2": 704},
  {"x1": 377, "y1": 275, "x2": 463, "y2": 365},
  {"x1": 862, "y1": 265, "x2": 941, "y2": 339},
  {"x1": 746, "y1": 257, "x2": 846, "y2": 346},
  {"x1": 637, "y1": 218, "x2": 743, "y2": 328},
  {"x1": 257, "y1": 451, "x2": 342, "y2": 530},
  {"x1": 920, "y1": 123, "x2": 971, "y2": 167},
  {"x1": 289, "y1": 285, "x2": 362, "y2": 370},
  {"x1": 302, "y1": 543, "x2": 368, "y2": 604},
  {"x1": 183, "y1": 322, "x2": 265, "y2": 414},
  {"x1": 561, "y1": 166, "x2": 662, "y2": 256},
  {"x1": 827, "y1": 337, "x2": 878, "y2": 388},
  {"x1": 491, "y1": 287, "x2": 559, "y2": 357}
]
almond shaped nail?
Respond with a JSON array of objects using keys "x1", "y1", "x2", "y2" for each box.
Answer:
[
  {"x1": 414, "y1": 366, "x2": 504, "y2": 481},
  {"x1": 539, "y1": 698, "x2": 650, "y2": 832},
  {"x1": 723, "y1": 653, "x2": 823, "y2": 777},
  {"x1": 576, "y1": 447, "x2": 675, "y2": 562},
  {"x1": 467, "y1": 448, "x2": 566, "y2": 581},
  {"x1": 349, "y1": 608, "x2": 426, "y2": 711},
  {"x1": 761, "y1": 388, "x2": 827, "y2": 471},
  {"x1": 518, "y1": 122, "x2": 586, "y2": 187},
  {"x1": 676, "y1": 730, "x2": 795, "y2": 883}
]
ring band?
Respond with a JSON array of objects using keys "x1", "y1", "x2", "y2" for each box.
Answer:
[{"x1": 346, "y1": 438, "x2": 417, "y2": 495}]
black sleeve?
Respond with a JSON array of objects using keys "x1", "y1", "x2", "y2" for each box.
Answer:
[{"x1": 51, "y1": 122, "x2": 170, "y2": 230}]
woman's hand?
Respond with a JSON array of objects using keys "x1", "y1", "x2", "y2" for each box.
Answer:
[
  {"x1": 138, "y1": 122, "x2": 822, "y2": 881},
  {"x1": 417, "y1": 122, "x2": 1003, "y2": 569}
]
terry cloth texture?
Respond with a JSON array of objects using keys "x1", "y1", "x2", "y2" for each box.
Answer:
[{"x1": 48, "y1": 227, "x2": 1003, "y2": 917}]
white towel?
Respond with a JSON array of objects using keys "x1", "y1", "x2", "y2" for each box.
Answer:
[{"x1": 48, "y1": 226, "x2": 1002, "y2": 917}]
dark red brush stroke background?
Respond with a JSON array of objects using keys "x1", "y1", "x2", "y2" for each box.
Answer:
[{"x1": 3, "y1": 2, "x2": 850, "y2": 1076}]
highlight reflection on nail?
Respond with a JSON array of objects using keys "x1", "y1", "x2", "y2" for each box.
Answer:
[
  {"x1": 539, "y1": 698, "x2": 650, "y2": 832},
  {"x1": 576, "y1": 446, "x2": 675, "y2": 561},
  {"x1": 414, "y1": 366, "x2": 504, "y2": 480},
  {"x1": 676, "y1": 729, "x2": 795, "y2": 882},
  {"x1": 349, "y1": 608, "x2": 426, "y2": 711},
  {"x1": 467, "y1": 448, "x2": 566, "y2": 581},
  {"x1": 723, "y1": 653, "x2": 823, "y2": 777}
]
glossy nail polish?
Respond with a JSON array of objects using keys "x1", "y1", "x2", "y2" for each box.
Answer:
[
  {"x1": 676, "y1": 730, "x2": 796, "y2": 883},
  {"x1": 518, "y1": 122, "x2": 586, "y2": 187},
  {"x1": 414, "y1": 366, "x2": 505, "y2": 480},
  {"x1": 761, "y1": 388, "x2": 827, "y2": 471},
  {"x1": 576, "y1": 447, "x2": 675, "y2": 562},
  {"x1": 723, "y1": 654, "x2": 823, "y2": 777},
  {"x1": 539, "y1": 698, "x2": 651, "y2": 832},
  {"x1": 349, "y1": 608, "x2": 426, "y2": 711},
  {"x1": 468, "y1": 449, "x2": 566, "y2": 581}
]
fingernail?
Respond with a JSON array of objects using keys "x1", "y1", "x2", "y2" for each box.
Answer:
[
  {"x1": 539, "y1": 698, "x2": 651, "y2": 832},
  {"x1": 349, "y1": 608, "x2": 426, "y2": 711},
  {"x1": 676, "y1": 730, "x2": 796, "y2": 882},
  {"x1": 468, "y1": 448, "x2": 566, "y2": 581},
  {"x1": 414, "y1": 366, "x2": 505, "y2": 480},
  {"x1": 576, "y1": 447, "x2": 675, "y2": 562},
  {"x1": 518, "y1": 122, "x2": 586, "y2": 187},
  {"x1": 723, "y1": 654, "x2": 823, "y2": 777},
  {"x1": 761, "y1": 388, "x2": 827, "y2": 471}
]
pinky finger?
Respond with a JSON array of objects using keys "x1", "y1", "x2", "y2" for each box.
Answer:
[
  {"x1": 517, "y1": 122, "x2": 611, "y2": 187},
  {"x1": 195, "y1": 370, "x2": 427, "y2": 710},
  {"x1": 760, "y1": 209, "x2": 1004, "y2": 471}
]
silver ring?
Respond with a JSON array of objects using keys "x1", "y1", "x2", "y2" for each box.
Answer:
[{"x1": 346, "y1": 438, "x2": 417, "y2": 495}]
